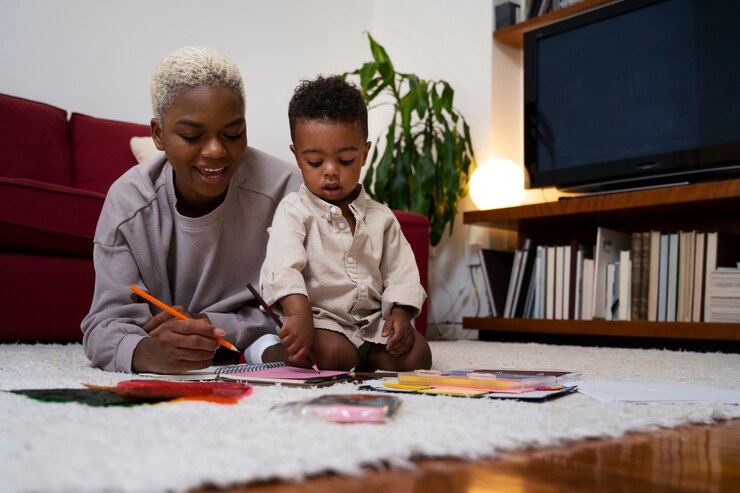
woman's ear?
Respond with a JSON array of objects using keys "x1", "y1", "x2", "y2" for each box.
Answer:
[{"x1": 151, "y1": 118, "x2": 165, "y2": 151}]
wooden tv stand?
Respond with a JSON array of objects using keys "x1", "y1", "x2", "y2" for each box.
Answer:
[{"x1": 462, "y1": 178, "x2": 740, "y2": 344}]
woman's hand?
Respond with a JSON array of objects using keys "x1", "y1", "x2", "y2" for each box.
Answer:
[
  {"x1": 382, "y1": 305, "x2": 416, "y2": 356},
  {"x1": 141, "y1": 305, "x2": 210, "y2": 333},
  {"x1": 133, "y1": 313, "x2": 222, "y2": 374}
]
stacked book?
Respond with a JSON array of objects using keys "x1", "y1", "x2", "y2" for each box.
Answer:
[
  {"x1": 478, "y1": 228, "x2": 740, "y2": 323},
  {"x1": 706, "y1": 267, "x2": 740, "y2": 323}
]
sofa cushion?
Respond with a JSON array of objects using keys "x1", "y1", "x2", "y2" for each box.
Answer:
[
  {"x1": 0, "y1": 177, "x2": 105, "y2": 256},
  {"x1": 0, "y1": 93, "x2": 73, "y2": 186},
  {"x1": 70, "y1": 112, "x2": 150, "y2": 194},
  {"x1": 130, "y1": 136, "x2": 161, "y2": 163}
]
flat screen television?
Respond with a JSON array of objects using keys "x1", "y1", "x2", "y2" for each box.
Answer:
[{"x1": 523, "y1": 0, "x2": 740, "y2": 193}]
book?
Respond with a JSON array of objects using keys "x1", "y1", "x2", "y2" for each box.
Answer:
[
  {"x1": 592, "y1": 227, "x2": 631, "y2": 319},
  {"x1": 605, "y1": 261, "x2": 618, "y2": 321},
  {"x1": 657, "y1": 232, "x2": 670, "y2": 322},
  {"x1": 512, "y1": 239, "x2": 536, "y2": 317},
  {"x1": 692, "y1": 232, "x2": 706, "y2": 322},
  {"x1": 546, "y1": 245, "x2": 556, "y2": 319},
  {"x1": 636, "y1": 231, "x2": 650, "y2": 320},
  {"x1": 562, "y1": 243, "x2": 571, "y2": 319},
  {"x1": 358, "y1": 379, "x2": 578, "y2": 401},
  {"x1": 220, "y1": 365, "x2": 351, "y2": 387},
  {"x1": 630, "y1": 232, "x2": 643, "y2": 321},
  {"x1": 706, "y1": 267, "x2": 740, "y2": 323},
  {"x1": 581, "y1": 257, "x2": 595, "y2": 320},
  {"x1": 666, "y1": 232, "x2": 679, "y2": 322},
  {"x1": 138, "y1": 361, "x2": 287, "y2": 381},
  {"x1": 397, "y1": 368, "x2": 580, "y2": 393},
  {"x1": 618, "y1": 249, "x2": 631, "y2": 321},
  {"x1": 677, "y1": 230, "x2": 696, "y2": 322},
  {"x1": 478, "y1": 248, "x2": 516, "y2": 317},
  {"x1": 703, "y1": 231, "x2": 740, "y2": 322},
  {"x1": 647, "y1": 230, "x2": 661, "y2": 321},
  {"x1": 533, "y1": 245, "x2": 546, "y2": 319},
  {"x1": 522, "y1": 259, "x2": 538, "y2": 319},
  {"x1": 554, "y1": 245, "x2": 564, "y2": 319},
  {"x1": 504, "y1": 248, "x2": 524, "y2": 318},
  {"x1": 567, "y1": 240, "x2": 583, "y2": 320}
]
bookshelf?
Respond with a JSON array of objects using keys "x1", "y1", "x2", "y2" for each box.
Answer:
[
  {"x1": 462, "y1": 178, "x2": 740, "y2": 342},
  {"x1": 494, "y1": 0, "x2": 618, "y2": 48}
]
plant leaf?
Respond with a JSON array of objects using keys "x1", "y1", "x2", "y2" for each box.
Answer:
[{"x1": 345, "y1": 34, "x2": 476, "y2": 246}]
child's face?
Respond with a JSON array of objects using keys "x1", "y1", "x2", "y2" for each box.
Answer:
[
  {"x1": 290, "y1": 119, "x2": 370, "y2": 206},
  {"x1": 151, "y1": 85, "x2": 246, "y2": 216}
]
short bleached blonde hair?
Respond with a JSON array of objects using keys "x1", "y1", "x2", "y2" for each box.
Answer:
[{"x1": 151, "y1": 46, "x2": 246, "y2": 123}]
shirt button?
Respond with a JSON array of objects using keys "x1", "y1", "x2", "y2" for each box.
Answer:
[
  {"x1": 347, "y1": 256, "x2": 354, "y2": 263},
  {"x1": 330, "y1": 206, "x2": 338, "y2": 215},
  {"x1": 338, "y1": 222, "x2": 346, "y2": 229}
]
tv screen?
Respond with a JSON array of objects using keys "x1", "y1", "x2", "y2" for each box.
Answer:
[{"x1": 524, "y1": 0, "x2": 740, "y2": 192}]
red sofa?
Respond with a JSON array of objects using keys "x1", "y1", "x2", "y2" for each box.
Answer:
[{"x1": 0, "y1": 93, "x2": 429, "y2": 342}]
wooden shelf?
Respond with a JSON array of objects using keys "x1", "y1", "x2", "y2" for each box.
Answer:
[
  {"x1": 463, "y1": 317, "x2": 740, "y2": 341},
  {"x1": 494, "y1": 0, "x2": 619, "y2": 48},
  {"x1": 464, "y1": 178, "x2": 740, "y2": 245},
  {"x1": 463, "y1": 179, "x2": 740, "y2": 344}
]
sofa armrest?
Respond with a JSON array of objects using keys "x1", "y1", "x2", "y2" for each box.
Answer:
[
  {"x1": 392, "y1": 210, "x2": 429, "y2": 336},
  {"x1": 0, "y1": 177, "x2": 105, "y2": 256}
]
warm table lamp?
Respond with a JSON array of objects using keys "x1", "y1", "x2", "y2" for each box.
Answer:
[{"x1": 469, "y1": 158, "x2": 525, "y2": 210}]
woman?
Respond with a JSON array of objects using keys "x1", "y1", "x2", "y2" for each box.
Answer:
[{"x1": 82, "y1": 46, "x2": 301, "y2": 373}]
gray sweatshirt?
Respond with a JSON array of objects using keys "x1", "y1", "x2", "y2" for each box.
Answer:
[{"x1": 81, "y1": 147, "x2": 301, "y2": 372}]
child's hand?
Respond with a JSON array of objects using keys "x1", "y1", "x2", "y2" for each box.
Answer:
[
  {"x1": 279, "y1": 312, "x2": 315, "y2": 363},
  {"x1": 382, "y1": 305, "x2": 416, "y2": 356},
  {"x1": 278, "y1": 313, "x2": 314, "y2": 363},
  {"x1": 276, "y1": 294, "x2": 315, "y2": 365}
]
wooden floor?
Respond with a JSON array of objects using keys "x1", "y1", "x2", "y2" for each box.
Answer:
[{"x1": 206, "y1": 419, "x2": 740, "y2": 493}]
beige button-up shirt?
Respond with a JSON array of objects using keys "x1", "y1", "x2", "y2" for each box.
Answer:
[{"x1": 260, "y1": 184, "x2": 426, "y2": 347}]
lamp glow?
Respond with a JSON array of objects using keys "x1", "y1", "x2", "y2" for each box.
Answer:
[{"x1": 469, "y1": 158, "x2": 525, "y2": 210}]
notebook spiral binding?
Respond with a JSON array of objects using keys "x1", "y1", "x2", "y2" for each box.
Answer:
[{"x1": 214, "y1": 361, "x2": 285, "y2": 376}]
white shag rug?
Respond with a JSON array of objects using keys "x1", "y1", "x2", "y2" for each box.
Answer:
[{"x1": 1, "y1": 341, "x2": 738, "y2": 493}]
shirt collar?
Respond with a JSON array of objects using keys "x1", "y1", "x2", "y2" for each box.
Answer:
[{"x1": 298, "y1": 183, "x2": 368, "y2": 222}]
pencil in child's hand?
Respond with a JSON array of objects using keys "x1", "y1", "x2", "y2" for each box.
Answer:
[
  {"x1": 129, "y1": 285, "x2": 240, "y2": 353},
  {"x1": 245, "y1": 283, "x2": 321, "y2": 374}
]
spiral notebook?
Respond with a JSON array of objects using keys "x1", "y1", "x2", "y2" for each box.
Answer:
[
  {"x1": 138, "y1": 361, "x2": 287, "y2": 381},
  {"x1": 219, "y1": 365, "x2": 351, "y2": 387},
  {"x1": 139, "y1": 362, "x2": 351, "y2": 387}
]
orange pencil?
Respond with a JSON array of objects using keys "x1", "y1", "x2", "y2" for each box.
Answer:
[{"x1": 130, "y1": 285, "x2": 240, "y2": 353}]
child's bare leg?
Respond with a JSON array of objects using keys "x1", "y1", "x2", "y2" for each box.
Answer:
[
  {"x1": 366, "y1": 331, "x2": 432, "y2": 371},
  {"x1": 311, "y1": 329, "x2": 360, "y2": 370},
  {"x1": 262, "y1": 329, "x2": 357, "y2": 370}
]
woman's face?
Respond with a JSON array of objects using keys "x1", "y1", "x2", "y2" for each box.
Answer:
[{"x1": 151, "y1": 85, "x2": 247, "y2": 217}]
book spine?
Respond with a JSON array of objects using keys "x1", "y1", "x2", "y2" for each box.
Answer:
[{"x1": 630, "y1": 232, "x2": 643, "y2": 321}]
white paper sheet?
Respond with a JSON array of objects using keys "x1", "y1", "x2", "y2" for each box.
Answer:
[{"x1": 576, "y1": 380, "x2": 740, "y2": 404}]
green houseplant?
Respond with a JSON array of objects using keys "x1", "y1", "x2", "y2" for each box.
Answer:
[{"x1": 344, "y1": 34, "x2": 477, "y2": 246}]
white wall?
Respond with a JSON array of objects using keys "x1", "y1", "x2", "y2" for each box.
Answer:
[
  {"x1": 0, "y1": 0, "x2": 374, "y2": 162},
  {"x1": 0, "y1": 0, "x2": 495, "y2": 339}
]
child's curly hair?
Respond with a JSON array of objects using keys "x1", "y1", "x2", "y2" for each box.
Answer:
[{"x1": 288, "y1": 75, "x2": 368, "y2": 141}]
